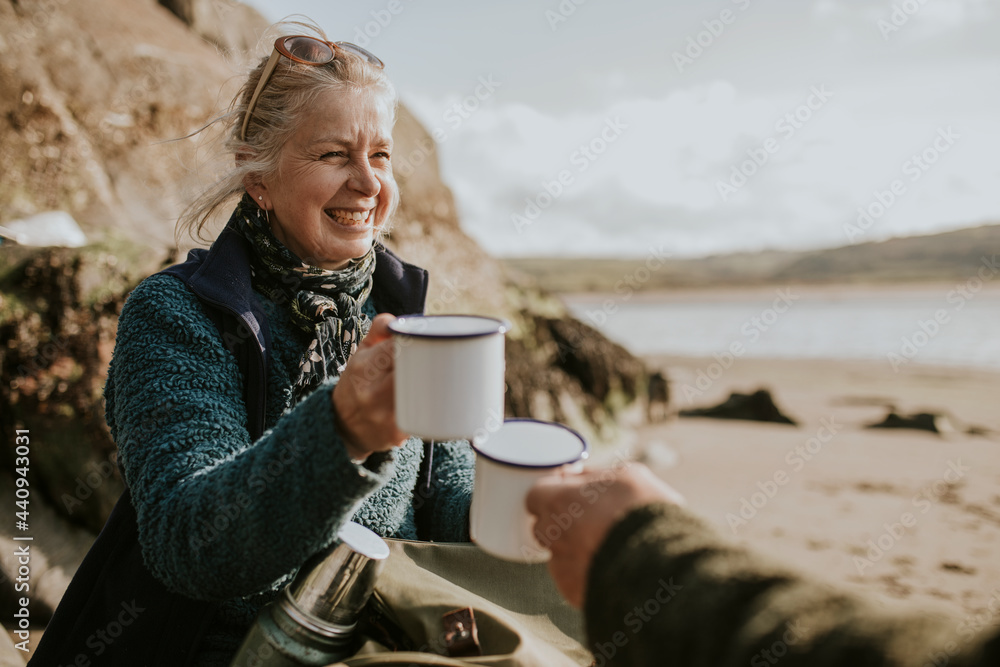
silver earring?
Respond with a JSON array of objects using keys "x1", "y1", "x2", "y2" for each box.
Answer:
[{"x1": 258, "y1": 195, "x2": 263, "y2": 201}]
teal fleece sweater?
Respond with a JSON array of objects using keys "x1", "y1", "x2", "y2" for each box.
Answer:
[{"x1": 104, "y1": 273, "x2": 473, "y2": 664}]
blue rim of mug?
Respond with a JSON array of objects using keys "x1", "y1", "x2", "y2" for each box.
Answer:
[
  {"x1": 472, "y1": 418, "x2": 590, "y2": 469},
  {"x1": 388, "y1": 314, "x2": 512, "y2": 339}
]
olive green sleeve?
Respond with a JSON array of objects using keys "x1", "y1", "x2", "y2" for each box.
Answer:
[{"x1": 584, "y1": 503, "x2": 999, "y2": 667}]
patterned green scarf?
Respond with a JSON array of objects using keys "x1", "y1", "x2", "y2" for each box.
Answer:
[{"x1": 233, "y1": 194, "x2": 375, "y2": 402}]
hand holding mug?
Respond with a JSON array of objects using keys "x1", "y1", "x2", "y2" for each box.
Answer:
[
  {"x1": 470, "y1": 420, "x2": 589, "y2": 563},
  {"x1": 526, "y1": 463, "x2": 685, "y2": 608},
  {"x1": 333, "y1": 313, "x2": 409, "y2": 461}
]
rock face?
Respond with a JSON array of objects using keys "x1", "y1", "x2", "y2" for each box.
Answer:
[
  {"x1": 1, "y1": 249, "x2": 129, "y2": 534},
  {"x1": 0, "y1": 0, "x2": 250, "y2": 248},
  {"x1": 0, "y1": 0, "x2": 651, "y2": 625},
  {"x1": 158, "y1": 0, "x2": 271, "y2": 56}
]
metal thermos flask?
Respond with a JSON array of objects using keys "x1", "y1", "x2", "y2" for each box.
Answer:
[{"x1": 229, "y1": 521, "x2": 390, "y2": 667}]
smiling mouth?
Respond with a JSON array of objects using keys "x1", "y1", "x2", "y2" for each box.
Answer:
[{"x1": 325, "y1": 208, "x2": 374, "y2": 227}]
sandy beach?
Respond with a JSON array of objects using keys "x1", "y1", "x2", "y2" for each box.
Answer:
[{"x1": 604, "y1": 354, "x2": 1000, "y2": 621}]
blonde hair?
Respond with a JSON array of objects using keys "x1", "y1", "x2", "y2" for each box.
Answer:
[{"x1": 178, "y1": 20, "x2": 399, "y2": 242}]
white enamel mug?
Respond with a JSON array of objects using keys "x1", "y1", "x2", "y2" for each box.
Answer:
[
  {"x1": 388, "y1": 314, "x2": 510, "y2": 442},
  {"x1": 471, "y1": 419, "x2": 589, "y2": 563}
]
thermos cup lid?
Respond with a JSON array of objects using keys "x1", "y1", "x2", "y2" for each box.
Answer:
[{"x1": 337, "y1": 520, "x2": 390, "y2": 560}]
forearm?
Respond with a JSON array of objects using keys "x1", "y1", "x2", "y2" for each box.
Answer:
[{"x1": 585, "y1": 503, "x2": 987, "y2": 667}]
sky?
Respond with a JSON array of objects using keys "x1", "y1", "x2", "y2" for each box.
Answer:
[{"x1": 241, "y1": 0, "x2": 1000, "y2": 258}]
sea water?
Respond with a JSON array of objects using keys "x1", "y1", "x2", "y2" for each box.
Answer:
[{"x1": 563, "y1": 285, "x2": 1000, "y2": 370}]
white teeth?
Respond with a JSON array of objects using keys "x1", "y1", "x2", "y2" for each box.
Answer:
[{"x1": 327, "y1": 209, "x2": 371, "y2": 223}]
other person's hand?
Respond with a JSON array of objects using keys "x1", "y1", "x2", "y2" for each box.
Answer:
[
  {"x1": 332, "y1": 313, "x2": 408, "y2": 460},
  {"x1": 526, "y1": 463, "x2": 685, "y2": 608}
]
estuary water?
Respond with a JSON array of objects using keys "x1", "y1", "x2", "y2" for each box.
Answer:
[{"x1": 562, "y1": 284, "x2": 1000, "y2": 370}]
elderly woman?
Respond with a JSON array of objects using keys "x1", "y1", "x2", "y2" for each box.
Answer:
[{"x1": 31, "y1": 23, "x2": 473, "y2": 666}]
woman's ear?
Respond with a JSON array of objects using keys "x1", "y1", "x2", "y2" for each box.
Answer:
[
  {"x1": 239, "y1": 151, "x2": 270, "y2": 209},
  {"x1": 243, "y1": 176, "x2": 269, "y2": 210}
]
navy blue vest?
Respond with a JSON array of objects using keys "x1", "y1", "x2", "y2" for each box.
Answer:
[{"x1": 29, "y1": 223, "x2": 428, "y2": 666}]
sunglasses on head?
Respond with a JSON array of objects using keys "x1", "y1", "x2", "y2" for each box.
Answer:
[{"x1": 240, "y1": 35, "x2": 384, "y2": 141}]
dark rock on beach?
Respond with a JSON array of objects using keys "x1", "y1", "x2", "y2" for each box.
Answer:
[
  {"x1": 680, "y1": 388, "x2": 798, "y2": 426},
  {"x1": 866, "y1": 410, "x2": 954, "y2": 434}
]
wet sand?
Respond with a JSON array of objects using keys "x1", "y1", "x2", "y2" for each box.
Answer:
[{"x1": 597, "y1": 355, "x2": 1000, "y2": 619}]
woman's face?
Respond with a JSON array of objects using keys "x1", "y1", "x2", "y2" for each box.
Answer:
[{"x1": 258, "y1": 88, "x2": 396, "y2": 270}]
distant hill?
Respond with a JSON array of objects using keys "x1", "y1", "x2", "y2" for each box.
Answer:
[{"x1": 502, "y1": 224, "x2": 1000, "y2": 292}]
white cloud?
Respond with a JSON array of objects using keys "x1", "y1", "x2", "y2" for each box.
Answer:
[
  {"x1": 404, "y1": 64, "x2": 1000, "y2": 258},
  {"x1": 236, "y1": 0, "x2": 1000, "y2": 258}
]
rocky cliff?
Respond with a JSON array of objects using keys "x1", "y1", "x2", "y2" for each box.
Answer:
[{"x1": 0, "y1": 0, "x2": 650, "y2": 636}]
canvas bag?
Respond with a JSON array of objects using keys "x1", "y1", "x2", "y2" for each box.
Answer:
[{"x1": 333, "y1": 539, "x2": 596, "y2": 667}]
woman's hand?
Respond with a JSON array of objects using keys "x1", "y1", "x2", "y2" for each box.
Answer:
[
  {"x1": 526, "y1": 463, "x2": 685, "y2": 608},
  {"x1": 332, "y1": 313, "x2": 409, "y2": 461}
]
